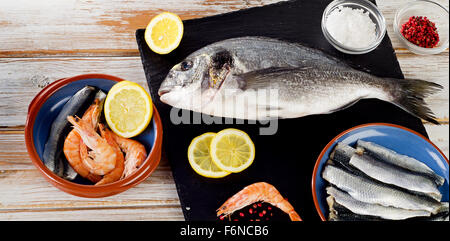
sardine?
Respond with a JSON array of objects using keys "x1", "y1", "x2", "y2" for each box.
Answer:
[
  {"x1": 42, "y1": 86, "x2": 98, "y2": 177},
  {"x1": 356, "y1": 140, "x2": 445, "y2": 186},
  {"x1": 159, "y1": 37, "x2": 442, "y2": 123},
  {"x1": 326, "y1": 186, "x2": 431, "y2": 220},
  {"x1": 349, "y1": 154, "x2": 442, "y2": 201},
  {"x1": 322, "y1": 165, "x2": 442, "y2": 214}
]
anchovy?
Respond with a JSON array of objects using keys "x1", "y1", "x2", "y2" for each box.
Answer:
[
  {"x1": 326, "y1": 186, "x2": 431, "y2": 220},
  {"x1": 322, "y1": 165, "x2": 442, "y2": 214},
  {"x1": 42, "y1": 86, "x2": 98, "y2": 177},
  {"x1": 159, "y1": 37, "x2": 442, "y2": 123},
  {"x1": 357, "y1": 140, "x2": 445, "y2": 186},
  {"x1": 349, "y1": 154, "x2": 442, "y2": 201}
]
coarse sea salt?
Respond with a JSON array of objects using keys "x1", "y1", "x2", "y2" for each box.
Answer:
[{"x1": 326, "y1": 6, "x2": 377, "y2": 48}]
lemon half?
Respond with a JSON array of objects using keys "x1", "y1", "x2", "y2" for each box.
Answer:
[
  {"x1": 145, "y1": 12, "x2": 184, "y2": 55},
  {"x1": 104, "y1": 81, "x2": 153, "y2": 138},
  {"x1": 210, "y1": 129, "x2": 255, "y2": 173},
  {"x1": 188, "y1": 133, "x2": 231, "y2": 178}
]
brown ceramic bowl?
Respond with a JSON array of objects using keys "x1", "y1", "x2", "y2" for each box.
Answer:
[{"x1": 25, "y1": 74, "x2": 163, "y2": 198}]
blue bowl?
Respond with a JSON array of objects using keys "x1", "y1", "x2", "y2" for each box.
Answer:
[
  {"x1": 25, "y1": 74, "x2": 163, "y2": 197},
  {"x1": 312, "y1": 123, "x2": 449, "y2": 221}
]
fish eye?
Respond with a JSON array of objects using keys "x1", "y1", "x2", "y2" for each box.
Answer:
[{"x1": 181, "y1": 60, "x2": 193, "y2": 71}]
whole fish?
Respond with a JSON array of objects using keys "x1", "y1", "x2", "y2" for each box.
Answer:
[
  {"x1": 159, "y1": 37, "x2": 442, "y2": 123},
  {"x1": 326, "y1": 186, "x2": 431, "y2": 220},
  {"x1": 42, "y1": 86, "x2": 98, "y2": 177},
  {"x1": 322, "y1": 164, "x2": 442, "y2": 214},
  {"x1": 349, "y1": 154, "x2": 442, "y2": 201},
  {"x1": 357, "y1": 140, "x2": 445, "y2": 186}
]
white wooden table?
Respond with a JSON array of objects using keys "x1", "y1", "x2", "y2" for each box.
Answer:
[{"x1": 0, "y1": 0, "x2": 447, "y2": 220}]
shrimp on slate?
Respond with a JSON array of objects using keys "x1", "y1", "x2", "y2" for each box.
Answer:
[
  {"x1": 67, "y1": 116, "x2": 116, "y2": 175},
  {"x1": 111, "y1": 133, "x2": 147, "y2": 179},
  {"x1": 63, "y1": 99, "x2": 103, "y2": 183},
  {"x1": 94, "y1": 124, "x2": 125, "y2": 185},
  {"x1": 217, "y1": 182, "x2": 302, "y2": 221}
]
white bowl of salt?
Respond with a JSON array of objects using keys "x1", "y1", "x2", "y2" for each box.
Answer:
[{"x1": 322, "y1": 0, "x2": 387, "y2": 54}]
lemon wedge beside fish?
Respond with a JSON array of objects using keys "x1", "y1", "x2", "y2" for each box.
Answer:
[
  {"x1": 210, "y1": 129, "x2": 255, "y2": 173},
  {"x1": 188, "y1": 133, "x2": 231, "y2": 178},
  {"x1": 104, "y1": 81, "x2": 153, "y2": 138},
  {"x1": 145, "y1": 12, "x2": 184, "y2": 54}
]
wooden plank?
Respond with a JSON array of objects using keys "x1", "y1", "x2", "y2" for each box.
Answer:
[
  {"x1": 396, "y1": 53, "x2": 449, "y2": 121},
  {"x1": 0, "y1": 0, "x2": 279, "y2": 57},
  {"x1": 424, "y1": 124, "x2": 450, "y2": 159},
  {"x1": 0, "y1": 206, "x2": 184, "y2": 221},
  {"x1": 1, "y1": 52, "x2": 447, "y2": 127},
  {"x1": 0, "y1": 132, "x2": 183, "y2": 220},
  {"x1": 0, "y1": 56, "x2": 147, "y2": 127},
  {"x1": 1, "y1": 0, "x2": 447, "y2": 57}
]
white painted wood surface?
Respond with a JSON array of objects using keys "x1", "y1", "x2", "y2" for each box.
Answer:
[{"x1": 0, "y1": 0, "x2": 448, "y2": 220}]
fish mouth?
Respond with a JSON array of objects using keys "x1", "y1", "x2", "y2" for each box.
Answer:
[{"x1": 158, "y1": 86, "x2": 172, "y2": 97}]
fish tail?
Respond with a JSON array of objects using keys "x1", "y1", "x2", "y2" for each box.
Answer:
[{"x1": 390, "y1": 78, "x2": 443, "y2": 125}]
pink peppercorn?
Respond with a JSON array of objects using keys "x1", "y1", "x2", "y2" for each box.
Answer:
[{"x1": 401, "y1": 16, "x2": 439, "y2": 48}]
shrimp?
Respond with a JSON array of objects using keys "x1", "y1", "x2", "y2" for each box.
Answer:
[
  {"x1": 63, "y1": 100, "x2": 102, "y2": 183},
  {"x1": 94, "y1": 124, "x2": 124, "y2": 185},
  {"x1": 217, "y1": 182, "x2": 302, "y2": 221},
  {"x1": 67, "y1": 116, "x2": 116, "y2": 175},
  {"x1": 110, "y1": 133, "x2": 147, "y2": 179}
]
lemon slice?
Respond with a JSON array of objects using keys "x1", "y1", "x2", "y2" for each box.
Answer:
[
  {"x1": 104, "y1": 81, "x2": 153, "y2": 138},
  {"x1": 144, "y1": 12, "x2": 183, "y2": 54},
  {"x1": 188, "y1": 133, "x2": 231, "y2": 178},
  {"x1": 210, "y1": 129, "x2": 255, "y2": 173}
]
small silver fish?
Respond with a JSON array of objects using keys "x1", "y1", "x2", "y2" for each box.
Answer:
[
  {"x1": 357, "y1": 140, "x2": 445, "y2": 186},
  {"x1": 43, "y1": 86, "x2": 98, "y2": 177},
  {"x1": 349, "y1": 154, "x2": 442, "y2": 201},
  {"x1": 159, "y1": 37, "x2": 442, "y2": 123},
  {"x1": 322, "y1": 165, "x2": 442, "y2": 214},
  {"x1": 326, "y1": 186, "x2": 431, "y2": 220}
]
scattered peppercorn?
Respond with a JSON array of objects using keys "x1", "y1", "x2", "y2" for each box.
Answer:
[
  {"x1": 218, "y1": 202, "x2": 288, "y2": 221},
  {"x1": 401, "y1": 16, "x2": 439, "y2": 48}
]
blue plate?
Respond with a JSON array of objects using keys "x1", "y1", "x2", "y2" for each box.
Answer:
[{"x1": 312, "y1": 123, "x2": 449, "y2": 221}]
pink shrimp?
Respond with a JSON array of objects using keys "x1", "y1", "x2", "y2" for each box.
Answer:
[
  {"x1": 63, "y1": 100, "x2": 102, "y2": 183},
  {"x1": 94, "y1": 124, "x2": 125, "y2": 185},
  {"x1": 217, "y1": 182, "x2": 302, "y2": 221},
  {"x1": 67, "y1": 116, "x2": 116, "y2": 175},
  {"x1": 110, "y1": 133, "x2": 147, "y2": 179}
]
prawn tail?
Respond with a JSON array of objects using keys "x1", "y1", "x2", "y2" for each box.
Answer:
[{"x1": 288, "y1": 211, "x2": 302, "y2": 221}]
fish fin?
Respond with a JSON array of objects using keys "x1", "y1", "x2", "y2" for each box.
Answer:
[
  {"x1": 236, "y1": 67, "x2": 309, "y2": 90},
  {"x1": 390, "y1": 78, "x2": 443, "y2": 125}
]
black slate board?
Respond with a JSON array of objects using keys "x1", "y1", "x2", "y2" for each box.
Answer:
[{"x1": 135, "y1": 0, "x2": 429, "y2": 221}]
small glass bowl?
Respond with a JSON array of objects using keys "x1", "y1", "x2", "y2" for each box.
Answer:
[
  {"x1": 321, "y1": 0, "x2": 387, "y2": 54},
  {"x1": 393, "y1": 0, "x2": 449, "y2": 55}
]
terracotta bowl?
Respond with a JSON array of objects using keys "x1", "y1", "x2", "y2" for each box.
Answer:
[{"x1": 25, "y1": 74, "x2": 163, "y2": 198}]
